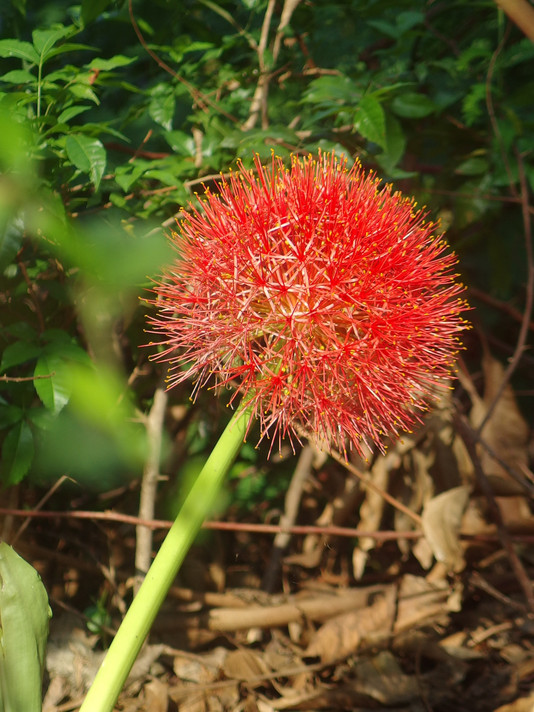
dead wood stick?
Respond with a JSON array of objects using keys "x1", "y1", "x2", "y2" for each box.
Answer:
[
  {"x1": 208, "y1": 585, "x2": 388, "y2": 631},
  {"x1": 135, "y1": 387, "x2": 168, "y2": 592},
  {"x1": 208, "y1": 577, "x2": 449, "y2": 634}
]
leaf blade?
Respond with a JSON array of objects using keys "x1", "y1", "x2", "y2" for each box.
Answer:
[{"x1": 65, "y1": 134, "x2": 107, "y2": 189}]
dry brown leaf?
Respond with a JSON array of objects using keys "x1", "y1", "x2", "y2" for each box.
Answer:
[
  {"x1": 128, "y1": 644, "x2": 166, "y2": 688},
  {"x1": 412, "y1": 535, "x2": 435, "y2": 570},
  {"x1": 351, "y1": 650, "x2": 420, "y2": 704},
  {"x1": 271, "y1": 679, "x2": 415, "y2": 710},
  {"x1": 119, "y1": 699, "x2": 146, "y2": 712},
  {"x1": 173, "y1": 647, "x2": 227, "y2": 684},
  {"x1": 45, "y1": 615, "x2": 104, "y2": 698},
  {"x1": 169, "y1": 686, "x2": 208, "y2": 712},
  {"x1": 256, "y1": 700, "x2": 277, "y2": 712},
  {"x1": 394, "y1": 574, "x2": 452, "y2": 633},
  {"x1": 142, "y1": 678, "x2": 169, "y2": 712},
  {"x1": 43, "y1": 676, "x2": 70, "y2": 712},
  {"x1": 223, "y1": 649, "x2": 271, "y2": 682},
  {"x1": 494, "y1": 694, "x2": 534, "y2": 712},
  {"x1": 169, "y1": 678, "x2": 239, "y2": 712},
  {"x1": 304, "y1": 586, "x2": 396, "y2": 663},
  {"x1": 263, "y1": 633, "x2": 301, "y2": 671},
  {"x1": 421, "y1": 485, "x2": 470, "y2": 572}
]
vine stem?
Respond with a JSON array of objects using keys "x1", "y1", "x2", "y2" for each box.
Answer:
[{"x1": 79, "y1": 399, "x2": 253, "y2": 712}]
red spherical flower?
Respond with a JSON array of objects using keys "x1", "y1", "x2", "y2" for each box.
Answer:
[{"x1": 148, "y1": 151, "x2": 468, "y2": 455}]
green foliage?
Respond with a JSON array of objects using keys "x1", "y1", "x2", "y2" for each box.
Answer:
[
  {"x1": 0, "y1": 0, "x2": 532, "y2": 497},
  {"x1": 0, "y1": 542, "x2": 51, "y2": 712}
]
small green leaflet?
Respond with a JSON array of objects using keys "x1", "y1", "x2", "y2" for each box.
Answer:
[
  {"x1": 65, "y1": 134, "x2": 107, "y2": 190},
  {"x1": 0, "y1": 39, "x2": 39, "y2": 64}
]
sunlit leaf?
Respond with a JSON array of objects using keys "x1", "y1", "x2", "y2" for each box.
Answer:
[
  {"x1": 32, "y1": 26, "x2": 73, "y2": 60},
  {"x1": 65, "y1": 134, "x2": 106, "y2": 189},
  {"x1": 34, "y1": 353, "x2": 72, "y2": 414},
  {"x1": 149, "y1": 84, "x2": 175, "y2": 131},
  {"x1": 0, "y1": 39, "x2": 39, "y2": 64},
  {"x1": 0, "y1": 69, "x2": 35, "y2": 84},
  {"x1": 88, "y1": 55, "x2": 136, "y2": 71},
  {"x1": 354, "y1": 95, "x2": 386, "y2": 148}
]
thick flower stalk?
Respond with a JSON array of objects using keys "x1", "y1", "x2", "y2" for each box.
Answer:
[{"x1": 149, "y1": 151, "x2": 467, "y2": 454}]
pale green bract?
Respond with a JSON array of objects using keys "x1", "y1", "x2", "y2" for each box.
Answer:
[{"x1": 0, "y1": 543, "x2": 51, "y2": 712}]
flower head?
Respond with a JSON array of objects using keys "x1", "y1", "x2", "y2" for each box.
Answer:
[{"x1": 148, "y1": 151, "x2": 468, "y2": 455}]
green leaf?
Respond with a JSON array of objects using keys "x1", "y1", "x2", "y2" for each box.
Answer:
[
  {"x1": 89, "y1": 55, "x2": 136, "y2": 71},
  {"x1": 1, "y1": 340, "x2": 41, "y2": 371},
  {"x1": 115, "y1": 163, "x2": 147, "y2": 192},
  {"x1": 368, "y1": 11, "x2": 423, "y2": 38},
  {"x1": 391, "y1": 92, "x2": 436, "y2": 118},
  {"x1": 149, "y1": 84, "x2": 175, "y2": 131},
  {"x1": 366, "y1": 19, "x2": 397, "y2": 38},
  {"x1": 82, "y1": 0, "x2": 113, "y2": 25},
  {"x1": 68, "y1": 82, "x2": 100, "y2": 104},
  {"x1": 0, "y1": 110, "x2": 35, "y2": 174},
  {"x1": 0, "y1": 216, "x2": 24, "y2": 271},
  {"x1": 385, "y1": 114, "x2": 405, "y2": 166},
  {"x1": 57, "y1": 105, "x2": 92, "y2": 123},
  {"x1": 57, "y1": 106, "x2": 91, "y2": 124},
  {"x1": 144, "y1": 169, "x2": 179, "y2": 187},
  {"x1": 32, "y1": 26, "x2": 73, "y2": 61},
  {"x1": 0, "y1": 543, "x2": 50, "y2": 710},
  {"x1": 455, "y1": 157, "x2": 489, "y2": 176},
  {"x1": 164, "y1": 130, "x2": 195, "y2": 155},
  {"x1": 44, "y1": 42, "x2": 96, "y2": 63},
  {"x1": 396, "y1": 10, "x2": 424, "y2": 33},
  {"x1": 32, "y1": 340, "x2": 91, "y2": 416},
  {"x1": 1, "y1": 420, "x2": 34, "y2": 484},
  {"x1": 0, "y1": 39, "x2": 39, "y2": 64},
  {"x1": 354, "y1": 94, "x2": 386, "y2": 148},
  {"x1": 377, "y1": 114, "x2": 407, "y2": 174},
  {"x1": 1, "y1": 321, "x2": 37, "y2": 342},
  {"x1": 303, "y1": 74, "x2": 360, "y2": 105},
  {"x1": 0, "y1": 404, "x2": 23, "y2": 429},
  {"x1": 34, "y1": 353, "x2": 71, "y2": 414},
  {"x1": 65, "y1": 134, "x2": 107, "y2": 189},
  {"x1": 0, "y1": 69, "x2": 35, "y2": 84}
]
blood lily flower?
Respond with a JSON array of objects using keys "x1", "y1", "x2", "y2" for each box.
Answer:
[
  {"x1": 85, "y1": 153, "x2": 468, "y2": 712},
  {"x1": 148, "y1": 151, "x2": 468, "y2": 455}
]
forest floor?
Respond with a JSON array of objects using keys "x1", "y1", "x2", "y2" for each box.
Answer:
[{"x1": 10, "y1": 354, "x2": 534, "y2": 712}]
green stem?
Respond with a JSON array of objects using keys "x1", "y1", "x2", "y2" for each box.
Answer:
[{"x1": 79, "y1": 399, "x2": 253, "y2": 712}]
